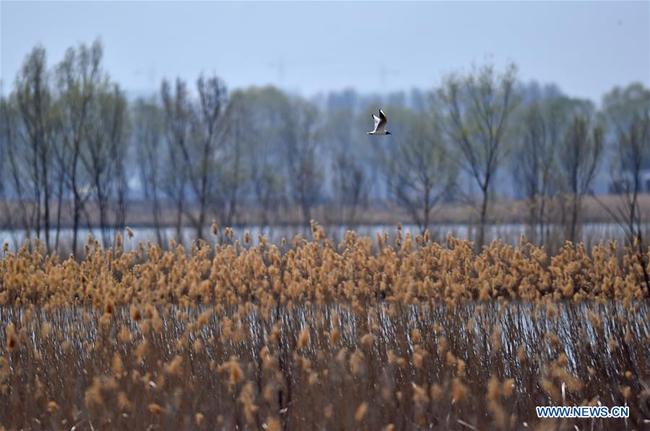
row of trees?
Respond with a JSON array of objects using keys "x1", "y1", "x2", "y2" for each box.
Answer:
[
  {"x1": 1, "y1": 40, "x2": 649, "y2": 253},
  {"x1": 1, "y1": 42, "x2": 128, "y2": 253},
  {"x1": 381, "y1": 66, "x2": 648, "y2": 248},
  {"x1": 511, "y1": 82, "x2": 649, "y2": 247}
]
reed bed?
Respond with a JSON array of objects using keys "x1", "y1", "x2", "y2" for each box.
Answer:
[
  {"x1": 1, "y1": 224, "x2": 649, "y2": 430},
  {"x1": 1, "y1": 303, "x2": 648, "y2": 430}
]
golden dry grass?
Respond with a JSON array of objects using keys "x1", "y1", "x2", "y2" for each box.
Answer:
[{"x1": 1, "y1": 223, "x2": 649, "y2": 308}]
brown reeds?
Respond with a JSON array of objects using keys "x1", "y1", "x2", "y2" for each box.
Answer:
[{"x1": 0, "y1": 227, "x2": 648, "y2": 429}]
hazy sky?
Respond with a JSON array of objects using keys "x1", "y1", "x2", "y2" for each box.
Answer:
[{"x1": 1, "y1": 1, "x2": 649, "y2": 102}]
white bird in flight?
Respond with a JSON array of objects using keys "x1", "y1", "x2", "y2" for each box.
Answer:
[{"x1": 367, "y1": 109, "x2": 391, "y2": 135}]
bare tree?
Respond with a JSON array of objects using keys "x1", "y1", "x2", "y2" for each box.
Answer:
[
  {"x1": 161, "y1": 75, "x2": 227, "y2": 240},
  {"x1": 191, "y1": 75, "x2": 227, "y2": 238},
  {"x1": 160, "y1": 78, "x2": 192, "y2": 241},
  {"x1": 113, "y1": 118, "x2": 129, "y2": 233},
  {"x1": 284, "y1": 98, "x2": 323, "y2": 227},
  {"x1": 559, "y1": 114, "x2": 603, "y2": 243},
  {"x1": 0, "y1": 96, "x2": 35, "y2": 241},
  {"x1": 608, "y1": 116, "x2": 649, "y2": 244},
  {"x1": 512, "y1": 98, "x2": 568, "y2": 244},
  {"x1": 219, "y1": 93, "x2": 251, "y2": 227},
  {"x1": 82, "y1": 83, "x2": 128, "y2": 247},
  {"x1": 133, "y1": 97, "x2": 166, "y2": 245},
  {"x1": 236, "y1": 87, "x2": 288, "y2": 229},
  {"x1": 600, "y1": 84, "x2": 650, "y2": 295},
  {"x1": 15, "y1": 46, "x2": 57, "y2": 252},
  {"x1": 602, "y1": 84, "x2": 650, "y2": 244},
  {"x1": 55, "y1": 40, "x2": 103, "y2": 255},
  {"x1": 513, "y1": 103, "x2": 546, "y2": 243},
  {"x1": 327, "y1": 96, "x2": 370, "y2": 226},
  {"x1": 439, "y1": 64, "x2": 518, "y2": 248},
  {"x1": 0, "y1": 97, "x2": 14, "y2": 232},
  {"x1": 381, "y1": 106, "x2": 456, "y2": 233}
]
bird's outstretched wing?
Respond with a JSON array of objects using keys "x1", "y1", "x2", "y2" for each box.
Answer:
[
  {"x1": 378, "y1": 109, "x2": 388, "y2": 127},
  {"x1": 371, "y1": 114, "x2": 381, "y2": 132},
  {"x1": 375, "y1": 109, "x2": 387, "y2": 133}
]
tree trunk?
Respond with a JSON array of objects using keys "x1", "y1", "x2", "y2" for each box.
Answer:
[
  {"x1": 54, "y1": 172, "x2": 64, "y2": 251},
  {"x1": 538, "y1": 194, "x2": 547, "y2": 245},
  {"x1": 175, "y1": 197, "x2": 184, "y2": 244},
  {"x1": 197, "y1": 203, "x2": 206, "y2": 241},
  {"x1": 72, "y1": 191, "x2": 82, "y2": 257},
  {"x1": 152, "y1": 187, "x2": 163, "y2": 246},
  {"x1": 423, "y1": 187, "x2": 431, "y2": 235},
  {"x1": 302, "y1": 201, "x2": 311, "y2": 229},
  {"x1": 478, "y1": 185, "x2": 489, "y2": 249},
  {"x1": 41, "y1": 156, "x2": 51, "y2": 253},
  {"x1": 569, "y1": 195, "x2": 579, "y2": 244}
]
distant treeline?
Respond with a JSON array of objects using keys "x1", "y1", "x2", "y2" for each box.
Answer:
[{"x1": 1, "y1": 40, "x2": 649, "y2": 253}]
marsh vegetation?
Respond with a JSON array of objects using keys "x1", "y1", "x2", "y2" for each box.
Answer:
[{"x1": 1, "y1": 225, "x2": 649, "y2": 429}]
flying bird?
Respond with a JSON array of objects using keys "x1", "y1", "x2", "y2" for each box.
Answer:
[{"x1": 367, "y1": 109, "x2": 391, "y2": 135}]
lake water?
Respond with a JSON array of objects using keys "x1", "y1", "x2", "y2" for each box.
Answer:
[{"x1": 0, "y1": 222, "x2": 641, "y2": 252}]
